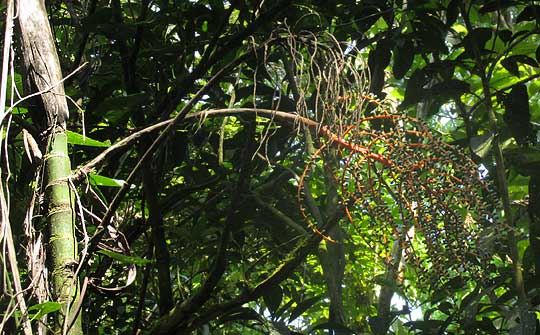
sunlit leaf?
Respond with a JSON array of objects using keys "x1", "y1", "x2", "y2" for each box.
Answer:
[
  {"x1": 516, "y1": 5, "x2": 540, "y2": 23},
  {"x1": 89, "y1": 173, "x2": 126, "y2": 187},
  {"x1": 288, "y1": 296, "x2": 320, "y2": 323},
  {"x1": 263, "y1": 285, "x2": 283, "y2": 316},
  {"x1": 97, "y1": 250, "x2": 153, "y2": 265},
  {"x1": 28, "y1": 302, "x2": 62, "y2": 321},
  {"x1": 470, "y1": 132, "x2": 493, "y2": 158},
  {"x1": 67, "y1": 131, "x2": 110, "y2": 147}
]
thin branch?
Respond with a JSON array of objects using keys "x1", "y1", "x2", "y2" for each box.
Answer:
[
  {"x1": 3, "y1": 62, "x2": 88, "y2": 124},
  {"x1": 154, "y1": 220, "x2": 331, "y2": 334},
  {"x1": 252, "y1": 192, "x2": 308, "y2": 235},
  {"x1": 154, "y1": 120, "x2": 258, "y2": 332},
  {"x1": 156, "y1": 0, "x2": 291, "y2": 120},
  {"x1": 188, "y1": 223, "x2": 334, "y2": 333},
  {"x1": 73, "y1": 107, "x2": 393, "y2": 182},
  {"x1": 83, "y1": 49, "x2": 258, "y2": 257}
]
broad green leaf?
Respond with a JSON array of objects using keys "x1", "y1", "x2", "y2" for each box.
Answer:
[
  {"x1": 470, "y1": 132, "x2": 493, "y2": 158},
  {"x1": 263, "y1": 285, "x2": 283, "y2": 316},
  {"x1": 502, "y1": 84, "x2": 533, "y2": 145},
  {"x1": 401, "y1": 70, "x2": 426, "y2": 107},
  {"x1": 28, "y1": 302, "x2": 62, "y2": 320},
  {"x1": 516, "y1": 5, "x2": 540, "y2": 23},
  {"x1": 288, "y1": 296, "x2": 320, "y2": 323},
  {"x1": 479, "y1": 0, "x2": 518, "y2": 13},
  {"x1": 89, "y1": 173, "x2": 126, "y2": 187},
  {"x1": 97, "y1": 250, "x2": 153, "y2": 265},
  {"x1": 219, "y1": 307, "x2": 261, "y2": 323},
  {"x1": 91, "y1": 93, "x2": 148, "y2": 126},
  {"x1": 393, "y1": 37, "x2": 414, "y2": 79},
  {"x1": 67, "y1": 130, "x2": 110, "y2": 147},
  {"x1": 502, "y1": 55, "x2": 538, "y2": 77},
  {"x1": 446, "y1": 0, "x2": 460, "y2": 26},
  {"x1": 510, "y1": 54, "x2": 538, "y2": 67},
  {"x1": 501, "y1": 57, "x2": 520, "y2": 76},
  {"x1": 536, "y1": 45, "x2": 540, "y2": 63},
  {"x1": 462, "y1": 27, "x2": 493, "y2": 58},
  {"x1": 404, "y1": 320, "x2": 446, "y2": 332},
  {"x1": 498, "y1": 29, "x2": 513, "y2": 43},
  {"x1": 308, "y1": 322, "x2": 356, "y2": 334}
]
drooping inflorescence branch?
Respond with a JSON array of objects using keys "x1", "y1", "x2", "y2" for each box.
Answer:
[{"x1": 297, "y1": 103, "x2": 500, "y2": 287}]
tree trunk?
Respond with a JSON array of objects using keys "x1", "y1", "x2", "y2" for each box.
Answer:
[
  {"x1": 18, "y1": 1, "x2": 82, "y2": 333},
  {"x1": 373, "y1": 239, "x2": 402, "y2": 335},
  {"x1": 318, "y1": 226, "x2": 346, "y2": 334}
]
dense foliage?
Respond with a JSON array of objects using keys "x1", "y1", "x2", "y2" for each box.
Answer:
[{"x1": 3, "y1": 0, "x2": 540, "y2": 334}]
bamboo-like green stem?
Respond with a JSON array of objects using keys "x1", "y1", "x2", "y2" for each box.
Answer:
[
  {"x1": 18, "y1": 0, "x2": 82, "y2": 332},
  {"x1": 46, "y1": 130, "x2": 82, "y2": 333}
]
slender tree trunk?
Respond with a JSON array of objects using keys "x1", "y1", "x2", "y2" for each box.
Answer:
[
  {"x1": 529, "y1": 176, "x2": 540, "y2": 279},
  {"x1": 318, "y1": 226, "x2": 346, "y2": 334},
  {"x1": 373, "y1": 239, "x2": 402, "y2": 335},
  {"x1": 18, "y1": 1, "x2": 82, "y2": 333}
]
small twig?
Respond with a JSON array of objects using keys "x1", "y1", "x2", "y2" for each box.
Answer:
[{"x1": 3, "y1": 62, "x2": 88, "y2": 124}]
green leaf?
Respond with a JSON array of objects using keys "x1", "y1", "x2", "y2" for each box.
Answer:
[
  {"x1": 501, "y1": 57, "x2": 520, "y2": 76},
  {"x1": 393, "y1": 37, "x2": 414, "y2": 79},
  {"x1": 28, "y1": 302, "x2": 62, "y2": 320},
  {"x1": 504, "y1": 147, "x2": 540, "y2": 176},
  {"x1": 516, "y1": 5, "x2": 540, "y2": 23},
  {"x1": 412, "y1": 14, "x2": 448, "y2": 53},
  {"x1": 502, "y1": 84, "x2": 533, "y2": 145},
  {"x1": 446, "y1": 0, "x2": 460, "y2": 26},
  {"x1": 502, "y1": 55, "x2": 538, "y2": 78},
  {"x1": 462, "y1": 28, "x2": 493, "y2": 58},
  {"x1": 470, "y1": 132, "x2": 493, "y2": 158},
  {"x1": 404, "y1": 320, "x2": 446, "y2": 332},
  {"x1": 288, "y1": 296, "x2": 320, "y2": 323},
  {"x1": 479, "y1": 0, "x2": 517, "y2": 14},
  {"x1": 498, "y1": 29, "x2": 513, "y2": 43},
  {"x1": 97, "y1": 250, "x2": 153, "y2": 265},
  {"x1": 89, "y1": 173, "x2": 126, "y2": 187},
  {"x1": 401, "y1": 70, "x2": 427, "y2": 108},
  {"x1": 91, "y1": 93, "x2": 148, "y2": 126},
  {"x1": 263, "y1": 285, "x2": 283, "y2": 316},
  {"x1": 219, "y1": 307, "x2": 261, "y2": 323},
  {"x1": 511, "y1": 54, "x2": 539, "y2": 67},
  {"x1": 308, "y1": 322, "x2": 356, "y2": 334},
  {"x1": 67, "y1": 130, "x2": 110, "y2": 147}
]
